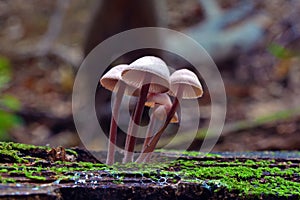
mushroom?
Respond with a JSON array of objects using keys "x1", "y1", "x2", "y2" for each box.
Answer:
[
  {"x1": 140, "y1": 69, "x2": 203, "y2": 160},
  {"x1": 135, "y1": 93, "x2": 178, "y2": 163},
  {"x1": 121, "y1": 56, "x2": 170, "y2": 163},
  {"x1": 100, "y1": 64, "x2": 138, "y2": 165}
]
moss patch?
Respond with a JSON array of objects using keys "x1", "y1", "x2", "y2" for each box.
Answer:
[{"x1": 0, "y1": 142, "x2": 299, "y2": 199}]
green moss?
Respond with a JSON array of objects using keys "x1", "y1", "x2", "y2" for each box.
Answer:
[
  {"x1": 163, "y1": 158, "x2": 300, "y2": 198},
  {"x1": 0, "y1": 142, "x2": 299, "y2": 198},
  {"x1": 24, "y1": 170, "x2": 46, "y2": 181},
  {"x1": 0, "y1": 142, "x2": 50, "y2": 163},
  {"x1": 103, "y1": 158, "x2": 300, "y2": 198},
  {"x1": 0, "y1": 175, "x2": 16, "y2": 183},
  {"x1": 154, "y1": 149, "x2": 220, "y2": 158},
  {"x1": 0, "y1": 149, "x2": 28, "y2": 163},
  {"x1": 0, "y1": 169, "x2": 8, "y2": 173},
  {"x1": 1, "y1": 158, "x2": 299, "y2": 198},
  {"x1": 65, "y1": 149, "x2": 78, "y2": 157},
  {"x1": 0, "y1": 141, "x2": 50, "y2": 151}
]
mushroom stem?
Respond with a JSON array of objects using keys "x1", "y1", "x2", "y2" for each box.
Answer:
[
  {"x1": 142, "y1": 112, "x2": 157, "y2": 152},
  {"x1": 123, "y1": 75, "x2": 151, "y2": 163},
  {"x1": 135, "y1": 109, "x2": 157, "y2": 163},
  {"x1": 139, "y1": 85, "x2": 184, "y2": 162},
  {"x1": 106, "y1": 83, "x2": 126, "y2": 165}
]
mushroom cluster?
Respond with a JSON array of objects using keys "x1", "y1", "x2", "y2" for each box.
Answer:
[{"x1": 100, "y1": 56, "x2": 203, "y2": 164}]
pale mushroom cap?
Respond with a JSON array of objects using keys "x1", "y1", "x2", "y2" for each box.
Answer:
[
  {"x1": 168, "y1": 69, "x2": 203, "y2": 99},
  {"x1": 100, "y1": 64, "x2": 139, "y2": 96},
  {"x1": 153, "y1": 105, "x2": 179, "y2": 123},
  {"x1": 145, "y1": 93, "x2": 172, "y2": 108},
  {"x1": 121, "y1": 56, "x2": 170, "y2": 93},
  {"x1": 145, "y1": 93, "x2": 178, "y2": 123}
]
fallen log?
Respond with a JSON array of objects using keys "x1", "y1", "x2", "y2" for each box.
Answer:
[{"x1": 0, "y1": 142, "x2": 299, "y2": 199}]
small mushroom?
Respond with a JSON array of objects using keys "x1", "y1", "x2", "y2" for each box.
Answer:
[
  {"x1": 140, "y1": 69, "x2": 203, "y2": 160},
  {"x1": 136, "y1": 93, "x2": 178, "y2": 163},
  {"x1": 100, "y1": 64, "x2": 137, "y2": 165},
  {"x1": 121, "y1": 56, "x2": 170, "y2": 163},
  {"x1": 144, "y1": 93, "x2": 179, "y2": 124}
]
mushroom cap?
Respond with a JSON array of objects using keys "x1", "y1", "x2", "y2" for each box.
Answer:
[
  {"x1": 100, "y1": 64, "x2": 139, "y2": 96},
  {"x1": 121, "y1": 56, "x2": 170, "y2": 93},
  {"x1": 145, "y1": 93, "x2": 178, "y2": 123},
  {"x1": 168, "y1": 69, "x2": 203, "y2": 99},
  {"x1": 153, "y1": 105, "x2": 179, "y2": 123},
  {"x1": 145, "y1": 93, "x2": 171, "y2": 108}
]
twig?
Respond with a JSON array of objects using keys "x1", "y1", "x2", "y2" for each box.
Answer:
[
  {"x1": 198, "y1": 0, "x2": 222, "y2": 20},
  {"x1": 35, "y1": 0, "x2": 70, "y2": 57},
  {"x1": 165, "y1": 0, "x2": 270, "y2": 62},
  {"x1": 155, "y1": 107, "x2": 300, "y2": 149}
]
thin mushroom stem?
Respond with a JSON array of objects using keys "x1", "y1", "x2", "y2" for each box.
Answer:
[
  {"x1": 123, "y1": 75, "x2": 151, "y2": 163},
  {"x1": 143, "y1": 150, "x2": 152, "y2": 163},
  {"x1": 106, "y1": 82, "x2": 126, "y2": 165},
  {"x1": 143, "y1": 112, "x2": 157, "y2": 151},
  {"x1": 138, "y1": 85, "x2": 184, "y2": 162},
  {"x1": 135, "y1": 108, "x2": 158, "y2": 163}
]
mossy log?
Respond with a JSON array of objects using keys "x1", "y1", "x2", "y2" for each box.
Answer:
[{"x1": 0, "y1": 142, "x2": 299, "y2": 200}]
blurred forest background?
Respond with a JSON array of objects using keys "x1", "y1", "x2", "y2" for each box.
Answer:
[{"x1": 0, "y1": 0, "x2": 299, "y2": 151}]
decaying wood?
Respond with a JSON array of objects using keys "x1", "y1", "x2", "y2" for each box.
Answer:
[{"x1": 0, "y1": 142, "x2": 299, "y2": 199}]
